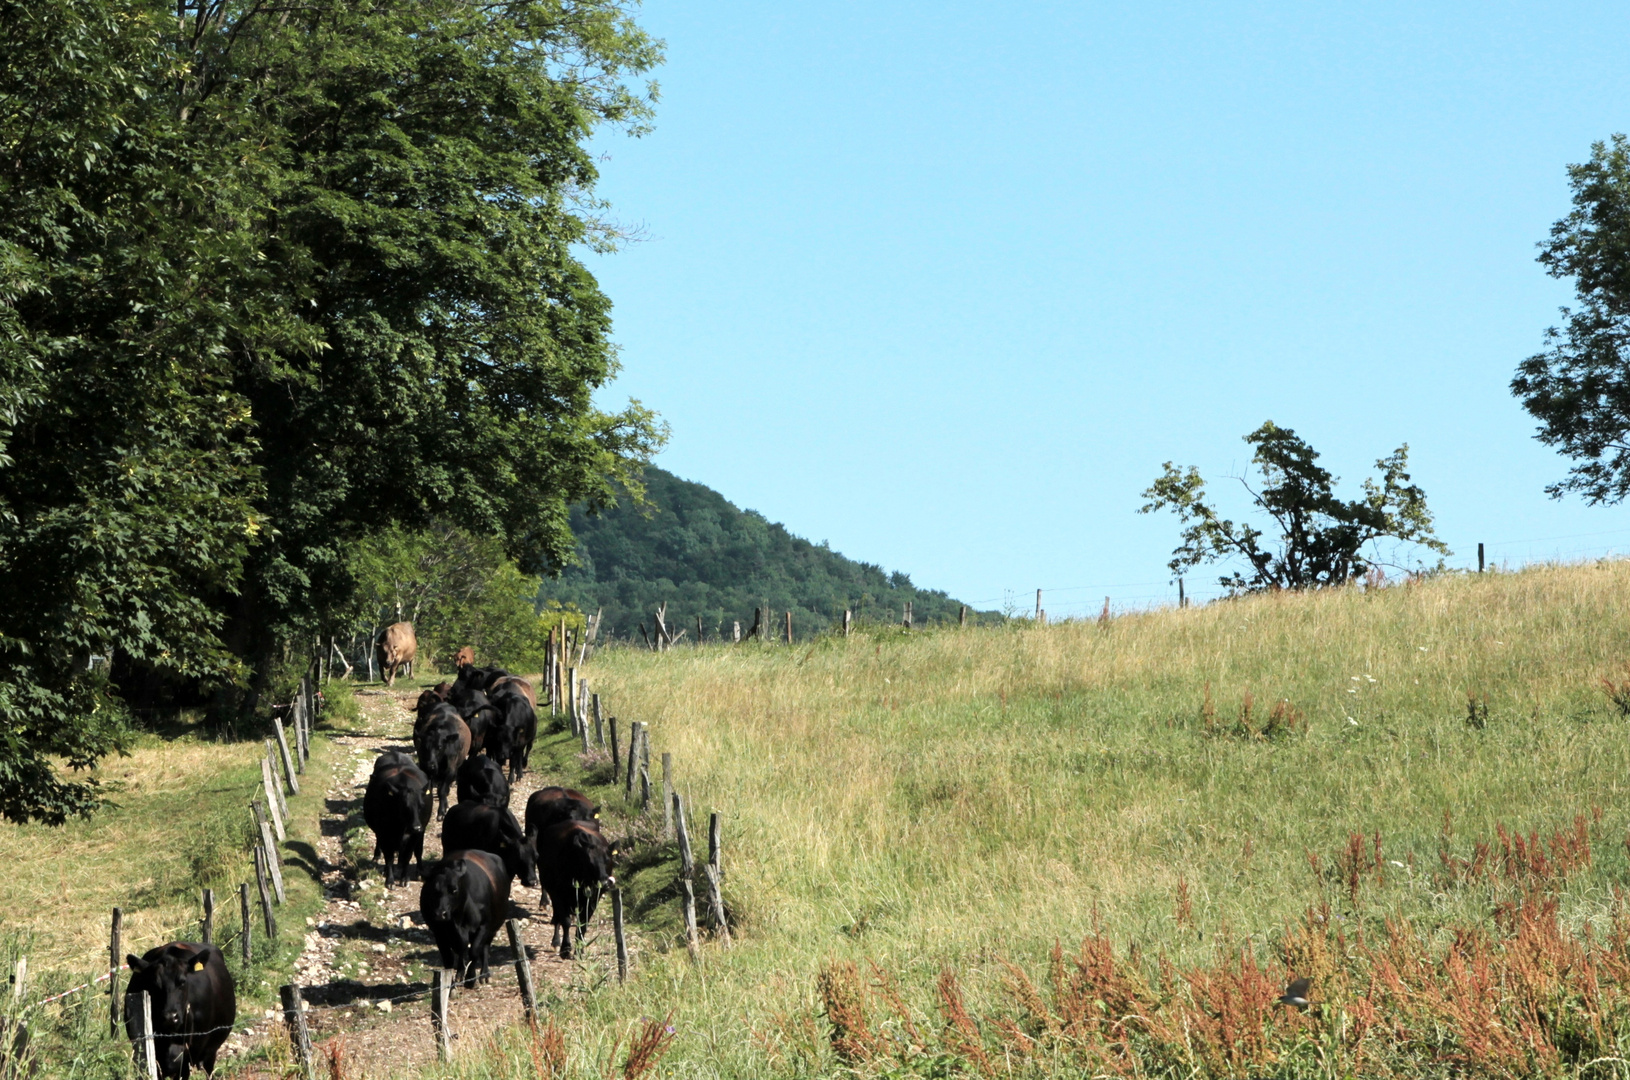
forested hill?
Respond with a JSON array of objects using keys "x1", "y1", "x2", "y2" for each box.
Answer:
[{"x1": 543, "y1": 468, "x2": 987, "y2": 640}]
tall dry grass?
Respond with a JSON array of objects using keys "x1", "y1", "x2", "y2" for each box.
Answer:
[{"x1": 480, "y1": 561, "x2": 1630, "y2": 1078}]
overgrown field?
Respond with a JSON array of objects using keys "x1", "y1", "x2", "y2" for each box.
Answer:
[{"x1": 472, "y1": 561, "x2": 1630, "y2": 1079}]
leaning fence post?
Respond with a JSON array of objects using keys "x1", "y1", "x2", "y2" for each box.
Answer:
[
  {"x1": 679, "y1": 877, "x2": 700, "y2": 962},
  {"x1": 505, "y1": 919, "x2": 537, "y2": 1022},
  {"x1": 566, "y1": 667, "x2": 578, "y2": 734},
  {"x1": 202, "y1": 888, "x2": 214, "y2": 946},
  {"x1": 612, "y1": 887, "x2": 628, "y2": 984},
  {"x1": 280, "y1": 983, "x2": 315, "y2": 1079},
  {"x1": 251, "y1": 801, "x2": 285, "y2": 903},
  {"x1": 109, "y1": 908, "x2": 122, "y2": 1036},
  {"x1": 704, "y1": 863, "x2": 732, "y2": 947},
  {"x1": 661, "y1": 753, "x2": 674, "y2": 839},
  {"x1": 592, "y1": 693, "x2": 605, "y2": 747},
  {"x1": 578, "y1": 688, "x2": 591, "y2": 754},
  {"x1": 261, "y1": 756, "x2": 286, "y2": 842},
  {"x1": 271, "y1": 714, "x2": 299, "y2": 795},
  {"x1": 139, "y1": 990, "x2": 158, "y2": 1080},
  {"x1": 263, "y1": 740, "x2": 288, "y2": 821},
  {"x1": 253, "y1": 846, "x2": 277, "y2": 939},
  {"x1": 238, "y1": 884, "x2": 252, "y2": 966},
  {"x1": 431, "y1": 969, "x2": 454, "y2": 1061},
  {"x1": 608, "y1": 717, "x2": 620, "y2": 777},
  {"x1": 674, "y1": 793, "x2": 695, "y2": 878}
]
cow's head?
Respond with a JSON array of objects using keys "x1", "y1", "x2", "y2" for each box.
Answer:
[
  {"x1": 127, "y1": 946, "x2": 209, "y2": 1032},
  {"x1": 425, "y1": 861, "x2": 468, "y2": 924}
]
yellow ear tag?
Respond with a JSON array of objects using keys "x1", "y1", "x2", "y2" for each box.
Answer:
[{"x1": 193, "y1": 961, "x2": 205, "y2": 972}]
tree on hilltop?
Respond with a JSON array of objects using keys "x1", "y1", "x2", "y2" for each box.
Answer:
[
  {"x1": 1513, "y1": 135, "x2": 1630, "y2": 503},
  {"x1": 1140, "y1": 422, "x2": 1449, "y2": 593}
]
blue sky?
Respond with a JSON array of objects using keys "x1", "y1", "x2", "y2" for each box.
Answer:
[{"x1": 586, "y1": 1, "x2": 1630, "y2": 616}]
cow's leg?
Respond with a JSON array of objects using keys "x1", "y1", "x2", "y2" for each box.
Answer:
[
  {"x1": 436, "y1": 779, "x2": 450, "y2": 821},
  {"x1": 558, "y1": 906, "x2": 574, "y2": 960}
]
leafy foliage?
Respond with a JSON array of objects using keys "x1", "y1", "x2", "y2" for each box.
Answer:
[
  {"x1": 545, "y1": 468, "x2": 984, "y2": 640},
  {"x1": 0, "y1": 0, "x2": 663, "y2": 820},
  {"x1": 1141, "y1": 422, "x2": 1447, "y2": 592},
  {"x1": 340, "y1": 523, "x2": 553, "y2": 673},
  {"x1": 1512, "y1": 135, "x2": 1630, "y2": 503}
]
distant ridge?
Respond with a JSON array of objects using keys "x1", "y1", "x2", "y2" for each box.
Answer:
[{"x1": 542, "y1": 467, "x2": 984, "y2": 640}]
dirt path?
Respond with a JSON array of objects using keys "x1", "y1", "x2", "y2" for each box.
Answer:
[{"x1": 228, "y1": 684, "x2": 621, "y2": 1077}]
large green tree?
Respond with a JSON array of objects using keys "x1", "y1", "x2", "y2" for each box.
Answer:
[
  {"x1": 0, "y1": 0, "x2": 662, "y2": 820},
  {"x1": 1512, "y1": 135, "x2": 1630, "y2": 503}
]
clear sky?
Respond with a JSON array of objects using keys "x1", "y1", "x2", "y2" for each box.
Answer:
[{"x1": 586, "y1": 1, "x2": 1630, "y2": 616}]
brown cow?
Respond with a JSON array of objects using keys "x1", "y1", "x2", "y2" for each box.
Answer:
[
  {"x1": 377, "y1": 622, "x2": 417, "y2": 686},
  {"x1": 452, "y1": 646, "x2": 476, "y2": 669}
]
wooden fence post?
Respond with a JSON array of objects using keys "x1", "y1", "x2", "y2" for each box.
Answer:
[
  {"x1": 639, "y1": 759, "x2": 651, "y2": 812},
  {"x1": 679, "y1": 877, "x2": 699, "y2": 961},
  {"x1": 108, "y1": 908, "x2": 121, "y2": 1036},
  {"x1": 732, "y1": 620, "x2": 741, "y2": 643},
  {"x1": 263, "y1": 741, "x2": 288, "y2": 822},
  {"x1": 592, "y1": 694, "x2": 605, "y2": 747},
  {"x1": 261, "y1": 756, "x2": 286, "y2": 842},
  {"x1": 139, "y1": 990, "x2": 158, "y2": 1080},
  {"x1": 252, "y1": 802, "x2": 285, "y2": 903},
  {"x1": 566, "y1": 667, "x2": 578, "y2": 734},
  {"x1": 674, "y1": 793, "x2": 695, "y2": 878},
  {"x1": 505, "y1": 920, "x2": 537, "y2": 1021},
  {"x1": 271, "y1": 715, "x2": 299, "y2": 795},
  {"x1": 960, "y1": 605, "x2": 967, "y2": 627},
  {"x1": 784, "y1": 610, "x2": 793, "y2": 644},
  {"x1": 1478, "y1": 542, "x2": 1485, "y2": 572},
  {"x1": 1035, "y1": 589, "x2": 1042, "y2": 621},
  {"x1": 612, "y1": 887, "x2": 628, "y2": 984},
  {"x1": 661, "y1": 753, "x2": 674, "y2": 840},
  {"x1": 280, "y1": 983, "x2": 315, "y2": 1079},
  {"x1": 608, "y1": 717, "x2": 620, "y2": 777},
  {"x1": 431, "y1": 969, "x2": 454, "y2": 1061},
  {"x1": 253, "y1": 846, "x2": 277, "y2": 938},
  {"x1": 696, "y1": 614, "x2": 703, "y2": 645},
  {"x1": 1177, "y1": 578, "x2": 1185, "y2": 608},
  {"x1": 903, "y1": 601, "x2": 912, "y2": 630},
  {"x1": 239, "y1": 884, "x2": 252, "y2": 966},
  {"x1": 705, "y1": 812, "x2": 731, "y2": 946},
  {"x1": 202, "y1": 888, "x2": 214, "y2": 946},
  {"x1": 624, "y1": 722, "x2": 642, "y2": 800}
]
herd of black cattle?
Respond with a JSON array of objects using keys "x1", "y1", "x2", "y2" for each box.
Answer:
[{"x1": 120, "y1": 662, "x2": 616, "y2": 1077}]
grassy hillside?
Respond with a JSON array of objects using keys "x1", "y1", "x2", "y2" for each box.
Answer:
[
  {"x1": 488, "y1": 561, "x2": 1630, "y2": 1079},
  {"x1": 543, "y1": 466, "x2": 987, "y2": 640}
]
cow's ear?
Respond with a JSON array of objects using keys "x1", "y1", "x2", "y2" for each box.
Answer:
[{"x1": 126, "y1": 954, "x2": 146, "y2": 972}]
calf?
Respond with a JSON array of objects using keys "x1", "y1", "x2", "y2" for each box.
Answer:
[
  {"x1": 415, "y1": 704, "x2": 470, "y2": 821},
  {"x1": 524, "y1": 786, "x2": 598, "y2": 836},
  {"x1": 123, "y1": 942, "x2": 235, "y2": 1078},
  {"x1": 535, "y1": 819, "x2": 616, "y2": 959},
  {"x1": 452, "y1": 645, "x2": 476, "y2": 669},
  {"x1": 440, "y1": 803, "x2": 537, "y2": 887},
  {"x1": 421, "y1": 851, "x2": 510, "y2": 987},
  {"x1": 486, "y1": 684, "x2": 536, "y2": 781},
  {"x1": 363, "y1": 754, "x2": 432, "y2": 885},
  {"x1": 455, "y1": 754, "x2": 510, "y2": 809}
]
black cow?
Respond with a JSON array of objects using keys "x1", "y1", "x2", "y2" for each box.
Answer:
[
  {"x1": 123, "y1": 942, "x2": 235, "y2": 1077},
  {"x1": 449, "y1": 664, "x2": 508, "y2": 709},
  {"x1": 524, "y1": 786, "x2": 597, "y2": 835},
  {"x1": 459, "y1": 691, "x2": 497, "y2": 754},
  {"x1": 421, "y1": 850, "x2": 510, "y2": 987},
  {"x1": 363, "y1": 753, "x2": 432, "y2": 886},
  {"x1": 455, "y1": 754, "x2": 510, "y2": 809},
  {"x1": 485, "y1": 684, "x2": 536, "y2": 781},
  {"x1": 440, "y1": 802, "x2": 537, "y2": 888},
  {"x1": 415, "y1": 703, "x2": 470, "y2": 821},
  {"x1": 535, "y1": 819, "x2": 617, "y2": 959}
]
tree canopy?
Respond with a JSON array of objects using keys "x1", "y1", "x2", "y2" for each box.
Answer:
[
  {"x1": 0, "y1": 0, "x2": 662, "y2": 820},
  {"x1": 1141, "y1": 422, "x2": 1448, "y2": 593},
  {"x1": 1512, "y1": 135, "x2": 1630, "y2": 504}
]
